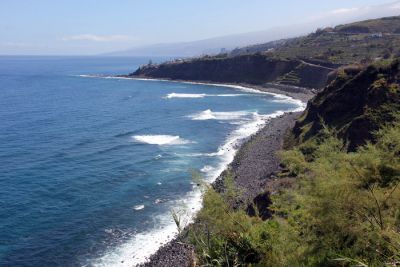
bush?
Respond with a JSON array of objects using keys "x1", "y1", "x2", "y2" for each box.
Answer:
[
  {"x1": 190, "y1": 115, "x2": 400, "y2": 266},
  {"x1": 274, "y1": 118, "x2": 400, "y2": 266}
]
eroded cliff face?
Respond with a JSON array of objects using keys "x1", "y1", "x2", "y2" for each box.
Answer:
[
  {"x1": 130, "y1": 54, "x2": 333, "y2": 89},
  {"x1": 293, "y1": 59, "x2": 400, "y2": 151}
]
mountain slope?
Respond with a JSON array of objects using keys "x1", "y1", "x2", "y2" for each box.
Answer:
[
  {"x1": 103, "y1": 25, "x2": 312, "y2": 57},
  {"x1": 105, "y1": 2, "x2": 400, "y2": 57},
  {"x1": 127, "y1": 16, "x2": 400, "y2": 90},
  {"x1": 234, "y1": 16, "x2": 400, "y2": 64},
  {"x1": 336, "y1": 15, "x2": 400, "y2": 33},
  {"x1": 293, "y1": 59, "x2": 400, "y2": 151}
]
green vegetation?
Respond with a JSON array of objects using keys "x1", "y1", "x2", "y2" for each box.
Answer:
[
  {"x1": 189, "y1": 116, "x2": 400, "y2": 266},
  {"x1": 131, "y1": 53, "x2": 332, "y2": 89},
  {"x1": 293, "y1": 59, "x2": 400, "y2": 151},
  {"x1": 335, "y1": 16, "x2": 400, "y2": 34},
  {"x1": 272, "y1": 31, "x2": 400, "y2": 65},
  {"x1": 134, "y1": 17, "x2": 400, "y2": 265},
  {"x1": 132, "y1": 16, "x2": 400, "y2": 90},
  {"x1": 276, "y1": 121, "x2": 400, "y2": 266},
  {"x1": 233, "y1": 16, "x2": 400, "y2": 65},
  {"x1": 186, "y1": 59, "x2": 400, "y2": 266}
]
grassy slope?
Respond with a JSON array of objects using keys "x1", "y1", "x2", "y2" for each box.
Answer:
[
  {"x1": 335, "y1": 16, "x2": 400, "y2": 33},
  {"x1": 293, "y1": 59, "x2": 400, "y2": 151},
  {"x1": 131, "y1": 16, "x2": 400, "y2": 91},
  {"x1": 189, "y1": 59, "x2": 400, "y2": 266},
  {"x1": 234, "y1": 16, "x2": 400, "y2": 65}
]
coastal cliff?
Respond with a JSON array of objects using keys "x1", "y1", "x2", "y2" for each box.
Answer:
[
  {"x1": 142, "y1": 58, "x2": 400, "y2": 267},
  {"x1": 129, "y1": 54, "x2": 334, "y2": 89},
  {"x1": 135, "y1": 16, "x2": 400, "y2": 267},
  {"x1": 293, "y1": 59, "x2": 400, "y2": 150},
  {"x1": 185, "y1": 58, "x2": 400, "y2": 266}
]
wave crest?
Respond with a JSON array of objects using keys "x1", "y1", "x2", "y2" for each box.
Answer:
[
  {"x1": 188, "y1": 109, "x2": 252, "y2": 121},
  {"x1": 165, "y1": 93, "x2": 245, "y2": 99},
  {"x1": 133, "y1": 205, "x2": 145, "y2": 211},
  {"x1": 165, "y1": 93, "x2": 207, "y2": 98},
  {"x1": 132, "y1": 135, "x2": 194, "y2": 146}
]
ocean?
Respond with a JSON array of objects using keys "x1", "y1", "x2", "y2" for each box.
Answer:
[{"x1": 0, "y1": 56, "x2": 302, "y2": 266}]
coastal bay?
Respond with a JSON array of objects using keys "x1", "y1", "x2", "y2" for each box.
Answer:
[{"x1": 0, "y1": 56, "x2": 303, "y2": 266}]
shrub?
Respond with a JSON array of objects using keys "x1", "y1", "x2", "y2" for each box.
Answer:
[{"x1": 190, "y1": 114, "x2": 400, "y2": 266}]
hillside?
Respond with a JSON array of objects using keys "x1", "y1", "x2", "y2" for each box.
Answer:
[
  {"x1": 335, "y1": 15, "x2": 400, "y2": 34},
  {"x1": 132, "y1": 16, "x2": 400, "y2": 267},
  {"x1": 293, "y1": 59, "x2": 400, "y2": 151},
  {"x1": 103, "y1": 25, "x2": 310, "y2": 57},
  {"x1": 234, "y1": 16, "x2": 400, "y2": 65},
  {"x1": 187, "y1": 58, "x2": 400, "y2": 266},
  {"x1": 129, "y1": 54, "x2": 334, "y2": 89},
  {"x1": 128, "y1": 16, "x2": 400, "y2": 90}
]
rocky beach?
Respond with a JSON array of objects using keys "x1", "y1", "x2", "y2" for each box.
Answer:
[{"x1": 136, "y1": 83, "x2": 314, "y2": 266}]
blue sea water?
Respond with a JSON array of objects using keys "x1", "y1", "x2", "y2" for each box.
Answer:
[{"x1": 0, "y1": 56, "x2": 300, "y2": 266}]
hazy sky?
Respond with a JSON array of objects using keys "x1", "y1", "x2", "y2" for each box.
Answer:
[{"x1": 0, "y1": 0, "x2": 397, "y2": 55}]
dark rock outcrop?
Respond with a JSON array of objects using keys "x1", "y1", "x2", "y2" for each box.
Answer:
[
  {"x1": 246, "y1": 192, "x2": 272, "y2": 220},
  {"x1": 129, "y1": 54, "x2": 332, "y2": 89},
  {"x1": 293, "y1": 59, "x2": 400, "y2": 151}
]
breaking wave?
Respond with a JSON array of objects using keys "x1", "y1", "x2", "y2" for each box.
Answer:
[
  {"x1": 187, "y1": 109, "x2": 253, "y2": 121},
  {"x1": 164, "y1": 93, "x2": 245, "y2": 99},
  {"x1": 132, "y1": 135, "x2": 194, "y2": 146}
]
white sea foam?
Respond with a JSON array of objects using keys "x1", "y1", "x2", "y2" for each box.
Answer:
[
  {"x1": 199, "y1": 110, "x2": 286, "y2": 182},
  {"x1": 92, "y1": 185, "x2": 202, "y2": 267},
  {"x1": 183, "y1": 151, "x2": 224, "y2": 157},
  {"x1": 89, "y1": 78, "x2": 306, "y2": 267},
  {"x1": 104, "y1": 229, "x2": 113, "y2": 234},
  {"x1": 165, "y1": 93, "x2": 245, "y2": 99},
  {"x1": 188, "y1": 109, "x2": 252, "y2": 121},
  {"x1": 133, "y1": 205, "x2": 145, "y2": 211},
  {"x1": 132, "y1": 135, "x2": 193, "y2": 146},
  {"x1": 217, "y1": 94, "x2": 245, "y2": 97},
  {"x1": 154, "y1": 198, "x2": 164, "y2": 204},
  {"x1": 79, "y1": 75, "x2": 305, "y2": 111},
  {"x1": 200, "y1": 165, "x2": 215, "y2": 173},
  {"x1": 165, "y1": 93, "x2": 207, "y2": 98},
  {"x1": 78, "y1": 74, "x2": 134, "y2": 80},
  {"x1": 91, "y1": 213, "x2": 181, "y2": 267}
]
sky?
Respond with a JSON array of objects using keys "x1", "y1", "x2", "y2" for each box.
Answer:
[{"x1": 0, "y1": 0, "x2": 398, "y2": 55}]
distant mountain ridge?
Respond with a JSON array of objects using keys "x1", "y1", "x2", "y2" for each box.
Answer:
[
  {"x1": 127, "y1": 16, "x2": 400, "y2": 89},
  {"x1": 105, "y1": 1, "x2": 400, "y2": 57},
  {"x1": 103, "y1": 25, "x2": 311, "y2": 57},
  {"x1": 231, "y1": 16, "x2": 400, "y2": 64}
]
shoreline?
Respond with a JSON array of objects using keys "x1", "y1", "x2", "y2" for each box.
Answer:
[
  {"x1": 126, "y1": 78, "x2": 312, "y2": 266},
  {"x1": 129, "y1": 77, "x2": 313, "y2": 103},
  {"x1": 141, "y1": 112, "x2": 304, "y2": 267},
  {"x1": 80, "y1": 74, "x2": 313, "y2": 266},
  {"x1": 79, "y1": 74, "x2": 314, "y2": 103}
]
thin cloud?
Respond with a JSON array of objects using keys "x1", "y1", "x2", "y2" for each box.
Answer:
[
  {"x1": 330, "y1": 8, "x2": 359, "y2": 15},
  {"x1": 62, "y1": 34, "x2": 136, "y2": 42},
  {"x1": 390, "y1": 2, "x2": 400, "y2": 9},
  {"x1": 307, "y1": 0, "x2": 400, "y2": 24}
]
